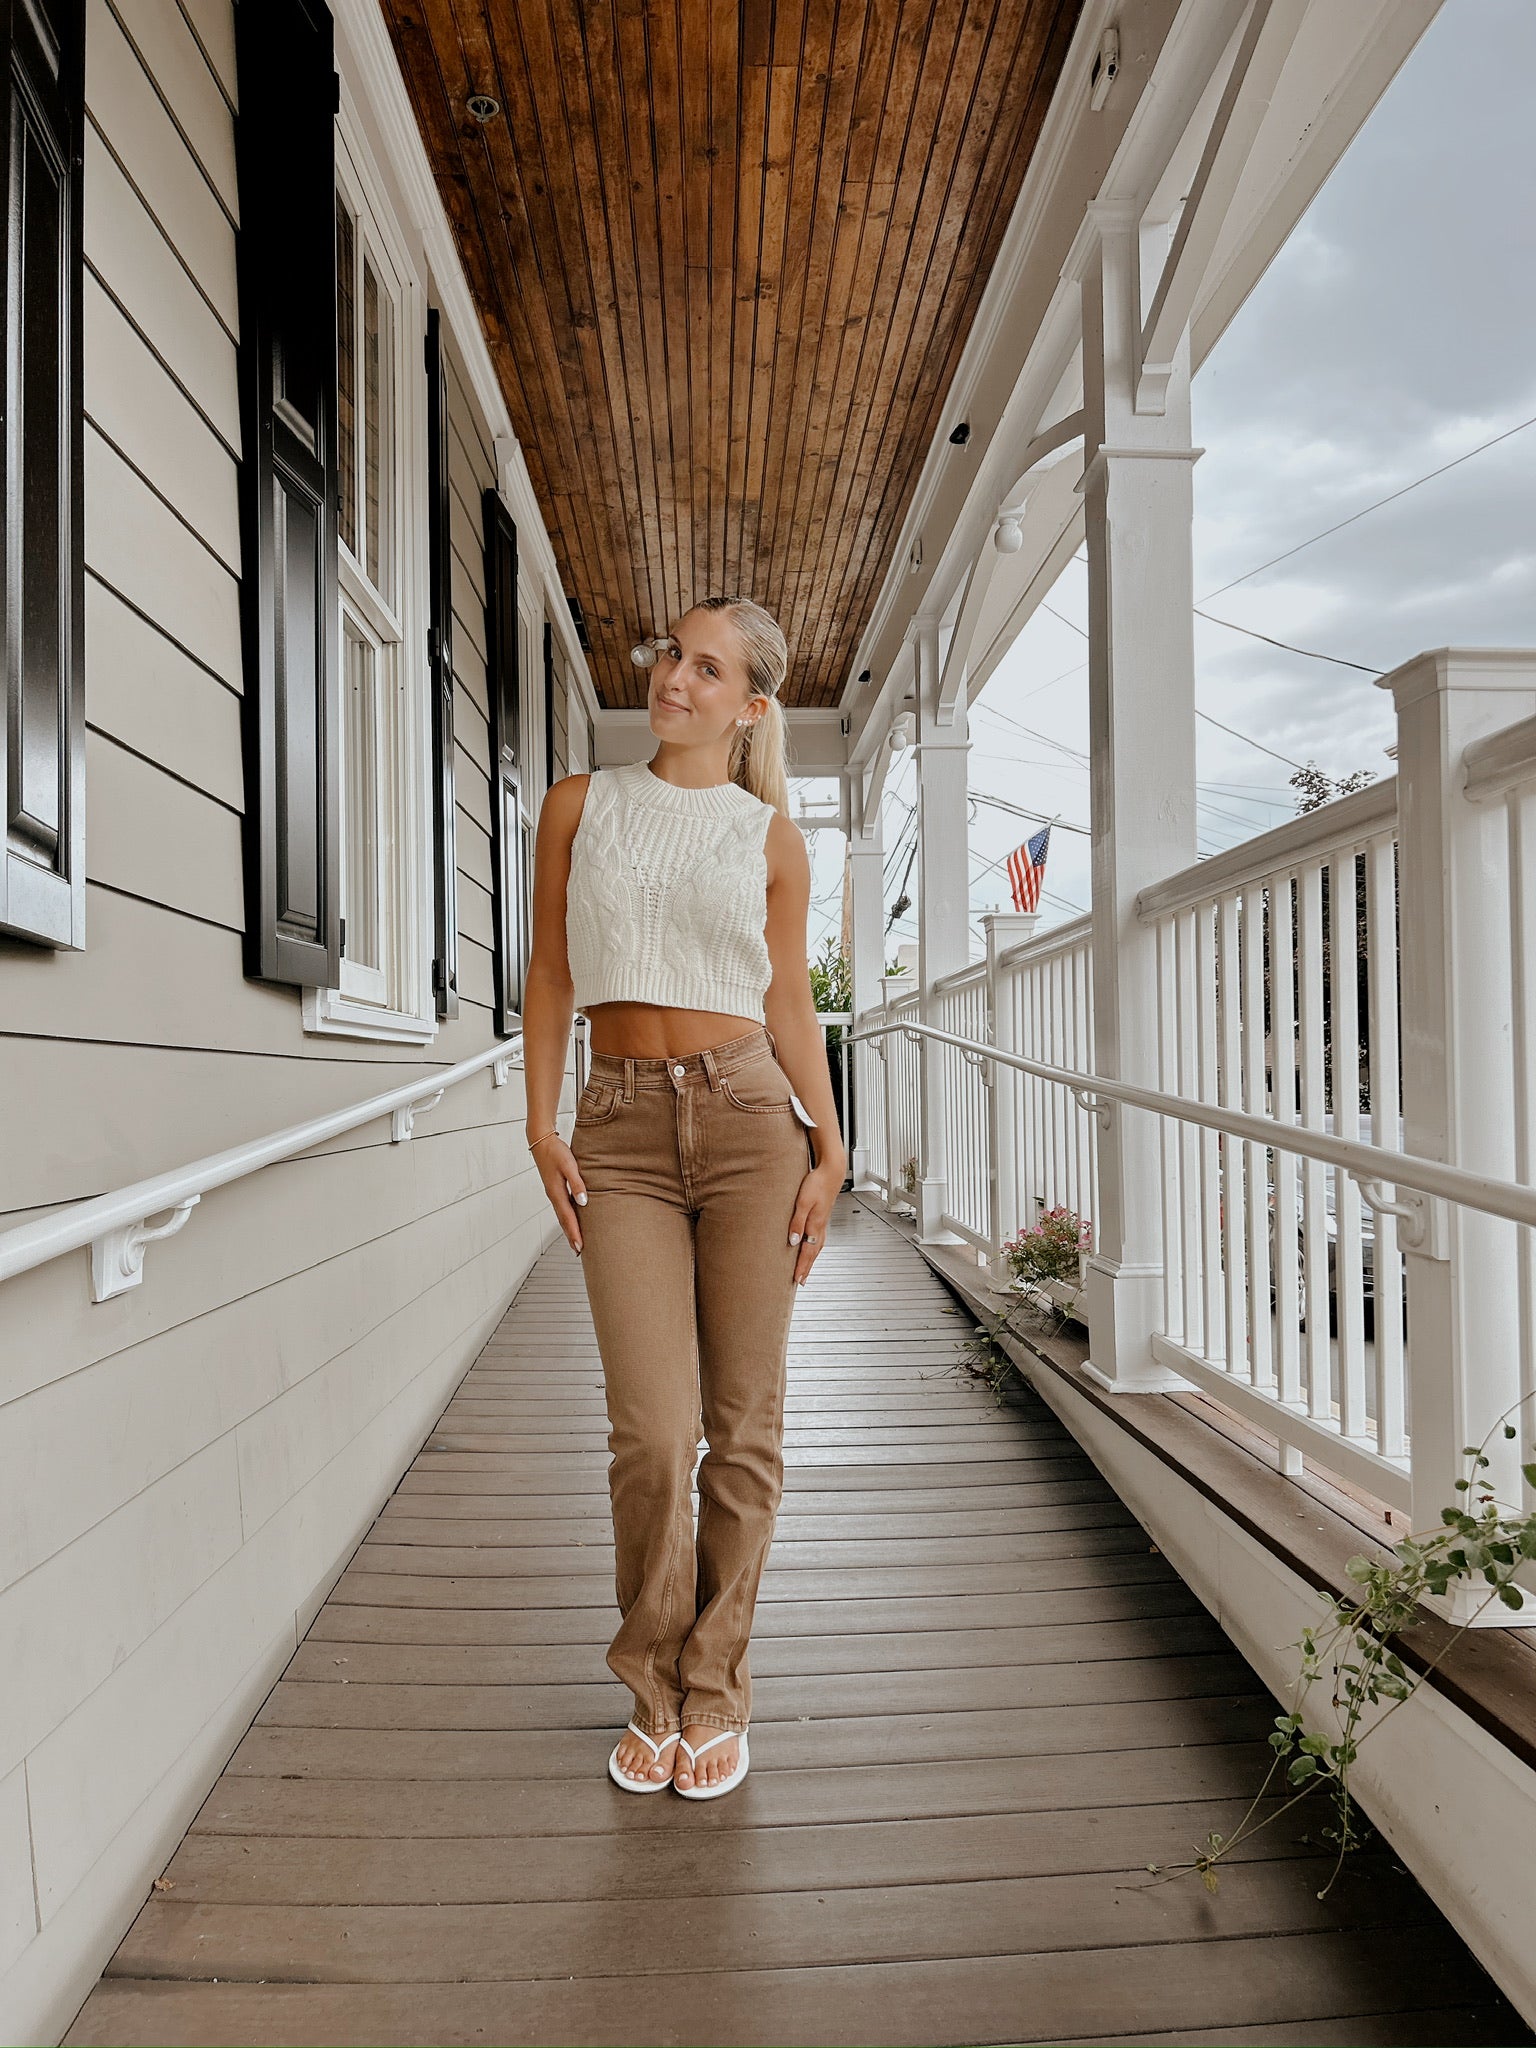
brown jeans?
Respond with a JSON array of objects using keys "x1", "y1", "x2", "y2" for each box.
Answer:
[{"x1": 568, "y1": 1023, "x2": 812, "y2": 1738}]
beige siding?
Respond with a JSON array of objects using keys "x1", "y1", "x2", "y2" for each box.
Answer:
[{"x1": 0, "y1": 5, "x2": 565, "y2": 2037}]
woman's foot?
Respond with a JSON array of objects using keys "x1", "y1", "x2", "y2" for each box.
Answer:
[
  {"x1": 611, "y1": 1725, "x2": 679, "y2": 1786},
  {"x1": 673, "y1": 1723, "x2": 740, "y2": 1791}
]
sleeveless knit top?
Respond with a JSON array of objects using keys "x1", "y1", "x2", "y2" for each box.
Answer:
[{"x1": 565, "y1": 760, "x2": 776, "y2": 1021}]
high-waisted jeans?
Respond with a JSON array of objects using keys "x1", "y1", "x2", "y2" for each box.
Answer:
[{"x1": 568, "y1": 1022, "x2": 813, "y2": 1739}]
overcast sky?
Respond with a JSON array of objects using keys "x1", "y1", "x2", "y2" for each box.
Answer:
[{"x1": 813, "y1": 0, "x2": 1536, "y2": 962}]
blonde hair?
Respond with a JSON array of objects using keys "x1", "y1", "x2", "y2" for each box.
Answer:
[{"x1": 692, "y1": 595, "x2": 792, "y2": 816}]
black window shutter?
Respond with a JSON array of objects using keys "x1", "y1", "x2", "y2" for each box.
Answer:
[
  {"x1": 233, "y1": 0, "x2": 341, "y2": 988},
  {"x1": 424, "y1": 309, "x2": 458, "y2": 1019},
  {"x1": 483, "y1": 489, "x2": 528, "y2": 1037},
  {"x1": 543, "y1": 621, "x2": 555, "y2": 790},
  {"x1": 0, "y1": 0, "x2": 85, "y2": 949}
]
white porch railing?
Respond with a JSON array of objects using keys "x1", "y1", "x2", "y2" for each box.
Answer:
[
  {"x1": 1136, "y1": 777, "x2": 1404, "y2": 1500},
  {"x1": 849, "y1": 651, "x2": 1536, "y2": 1585}
]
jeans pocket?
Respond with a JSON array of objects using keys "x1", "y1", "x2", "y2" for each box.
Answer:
[
  {"x1": 574, "y1": 1077, "x2": 620, "y2": 1125},
  {"x1": 719, "y1": 1057, "x2": 795, "y2": 1115}
]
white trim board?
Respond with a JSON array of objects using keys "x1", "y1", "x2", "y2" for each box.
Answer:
[{"x1": 331, "y1": 0, "x2": 598, "y2": 715}]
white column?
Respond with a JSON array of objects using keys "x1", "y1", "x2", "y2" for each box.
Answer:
[
  {"x1": 847, "y1": 770, "x2": 886, "y2": 1190},
  {"x1": 982, "y1": 909, "x2": 1038, "y2": 1284},
  {"x1": 880, "y1": 965, "x2": 912, "y2": 1205},
  {"x1": 1385, "y1": 649, "x2": 1536, "y2": 1610},
  {"x1": 1072, "y1": 200, "x2": 1201, "y2": 1392},
  {"x1": 913, "y1": 618, "x2": 972, "y2": 1245}
]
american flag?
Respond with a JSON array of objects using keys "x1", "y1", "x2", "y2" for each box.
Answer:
[{"x1": 1007, "y1": 824, "x2": 1050, "y2": 913}]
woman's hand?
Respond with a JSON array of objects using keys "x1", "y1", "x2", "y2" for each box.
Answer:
[
  {"x1": 529, "y1": 1133, "x2": 588, "y2": 1254},
  {"x1": 788, "y1": 1159, "x2": 841, "y2": 1285}
]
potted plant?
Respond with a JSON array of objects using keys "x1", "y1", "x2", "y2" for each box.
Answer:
[{"x1": 1001, "y1": 1206, "x2": 1090, "y2": 1323}]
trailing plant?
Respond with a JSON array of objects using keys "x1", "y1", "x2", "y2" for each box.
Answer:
[
  {"x1": 955, "y1": 1292, "x2": 1038, "y2": 1404},
  {"x1": 900, "y1": 1155, "x2": 919, "y2": 1195},
  {"x1": 1147, "y1": 1399, "x2": 1536, "y2": 1900},
  {"x1": 952, "y1": 1223, "x2": 1090, "y2": 1405}
]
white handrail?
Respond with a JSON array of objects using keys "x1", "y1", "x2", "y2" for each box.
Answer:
[
  {"x1": 1135, "y1": 776, "x2": 1397, "y2": 923},
  {"x1": 995, "y1": 910, "x2": 1093, "y2": 974},
  {"x1": 0, "y1": 1035, "x2": 526, "y2": 1299},
  {"x1": 931, "y1": 958, "x2": 990, "y2": 998},
  {"x1": 845, "y1": 1015, "x2": 1536, "y2": 1238},
  {"x1": 1464, "y1": 712, "x2": 1536, "y2": 802}
]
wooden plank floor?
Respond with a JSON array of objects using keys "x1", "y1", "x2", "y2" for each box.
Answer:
[{"x1": 65, "y1": 1194, "x2": 1529, "y2": 2047}]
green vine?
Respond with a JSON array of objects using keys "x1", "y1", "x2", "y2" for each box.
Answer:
[
  {"x1": 1148, "y1": 1400, "x2": 1536, "y2": 1900},
  {"x1": 957, "y1": 1302, "x2": 1029, "y2": 1402}
]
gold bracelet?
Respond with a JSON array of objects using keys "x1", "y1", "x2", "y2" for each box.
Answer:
[{"x1": 527, "y1": 1128, "x2": 562, "y2": 1150}]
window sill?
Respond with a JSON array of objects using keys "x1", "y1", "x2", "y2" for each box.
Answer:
[{"x1": 302, "y1": 985, "x2": 439, "y2": 1045}]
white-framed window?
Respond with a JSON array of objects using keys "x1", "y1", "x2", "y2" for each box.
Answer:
[{"x1": 303, "y1": 117, "x2": 435, "y2": 1043}]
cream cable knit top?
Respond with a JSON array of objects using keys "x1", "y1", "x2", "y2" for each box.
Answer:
[{"x1": 565, "y1": 759, "x2": 776, "y2": 1021}]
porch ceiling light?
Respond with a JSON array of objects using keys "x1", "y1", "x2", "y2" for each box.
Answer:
[
  {"x1": 1089, "y1": 27, "x2": 1119, "y2": 111},
  {"x1": 466, "y1": 93, "x2": 501, "y2": 122}
]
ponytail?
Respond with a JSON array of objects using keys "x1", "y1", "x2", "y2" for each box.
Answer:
[{"x1": 694, "y1": 594, "x2": 792, "y2": 816}]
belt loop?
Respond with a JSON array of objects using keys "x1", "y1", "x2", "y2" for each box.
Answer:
[
  {"x1": 764, "y1": 1026, "x2": 778, "y2": 1060},
  {"x1": 700, "y1": 1045, "x2": 722, "y2": 1091},
  {"x1": 623, "y1": 1056, "x2": 635, "y2": 1102}
]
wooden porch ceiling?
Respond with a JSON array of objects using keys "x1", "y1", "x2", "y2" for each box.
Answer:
[{"x1": 382, "y1": 0, "x2": 1084, "y2": 710}]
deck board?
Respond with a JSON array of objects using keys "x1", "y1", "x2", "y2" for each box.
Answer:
[{"x1": 63, "y1": 1194, "x2": 1529, "y2": 2047}]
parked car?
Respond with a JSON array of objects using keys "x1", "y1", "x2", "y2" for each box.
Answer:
[{"x1": 1265, "y1": 1113, "x2": 1406, "y2": 1337}]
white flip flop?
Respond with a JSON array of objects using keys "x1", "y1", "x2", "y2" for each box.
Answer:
[
  {"x1": 674, "y1": 1727, "x2": 750, "y2": 1800},
  {"x1": 607, "y1": 1720, "x2": 680, "y2": 1792}
]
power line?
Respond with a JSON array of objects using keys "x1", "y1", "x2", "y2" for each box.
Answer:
[
  {"x1": 1196, "y1": 706, "x2": 1305, "y2": 771},
  {"x1": 971, "y1": 789, "x2": 1088, "y2": 836},
  {"x1": 1042, "y1": 600, "x2": 1087, "y2": 640},
  {"x1": 1046, "y1": 579, "x2": 1381, "y2": 679},
  {"x1": 1194, "y1": 606, "x2": 1382, "y2": 675},
  {"x1": 1021, "y1": 658, "x2": 1088, "y2": 702},
  {"x1": 1199, "y1": 412, "x2": 1536, "y2": 602}
]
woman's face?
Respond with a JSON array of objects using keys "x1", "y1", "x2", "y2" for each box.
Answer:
[{"x1": 648, "y1": 607, "x2": 760, "y2": 745}]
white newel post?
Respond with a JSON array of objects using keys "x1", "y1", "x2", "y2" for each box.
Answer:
[
  {"x1": 1385, "y1": 649, "x2": 1536, "y2": 1609},
  {"x1": 982, "y1": 910, "x2": 1039, "y2": 1284},
  {"x1": 913, "y1": 619, "x2": 972, "y2": 1245},
  {"x1": 847, "y1": 771, "x2": 886, "y2": 1191},
  {"x1": 880, "y1": 965, "x2": 912, "y2": 1205},
  {"x1": 1073, "y1": 200, "x2": 1200, "y2": 1393}
]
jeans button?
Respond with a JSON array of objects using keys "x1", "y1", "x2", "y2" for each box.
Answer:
[{"x1": 672, "y1": 1063, "x2": 685, "y2": 1078}]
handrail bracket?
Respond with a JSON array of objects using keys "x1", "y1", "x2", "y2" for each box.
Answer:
[
  {"x1": 1350, "y1": 1172, "x2": 1449, "y2": 1259},
  {"x1": 90, "y1": 1196, "x2": 201, "y2": 1302},
  {"x1": 392, "y1": 1090, "x2": 446, "y2": 1144}
]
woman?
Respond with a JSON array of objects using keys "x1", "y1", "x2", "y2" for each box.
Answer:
[{"x1": 520, "y1": 595, "x2": 848, "y2": 1799}]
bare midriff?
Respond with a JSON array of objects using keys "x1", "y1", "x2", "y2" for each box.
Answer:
[{"x1": 584, "y1": 1000, "x2": 763, "y2": 1058}]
